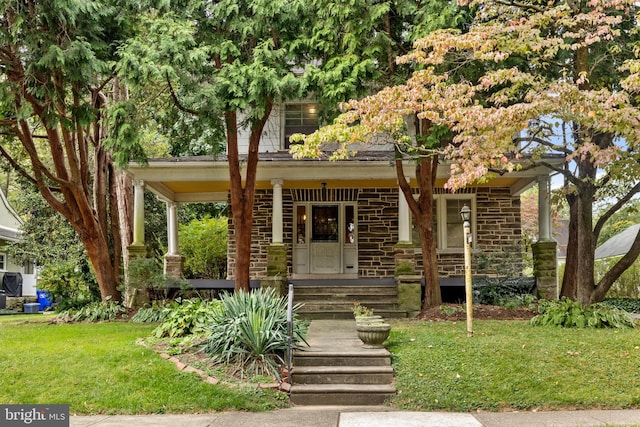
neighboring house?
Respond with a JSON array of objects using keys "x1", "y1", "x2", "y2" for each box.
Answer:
[
  {"x1": 126, "y1": 101, "x2": 561, "y2": 308},
  {"x1": 0, "y1": 187, "x2": 37, "y2": 297},
  {"x1": 595, "y1": 224, "x2": 640, "y2": 260}
]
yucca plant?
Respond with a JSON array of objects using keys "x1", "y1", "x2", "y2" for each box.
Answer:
[{"x1": 202, "y1": 288, "x2": 308, "y2": 379}]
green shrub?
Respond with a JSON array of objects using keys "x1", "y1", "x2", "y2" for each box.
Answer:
[
  {"x1": 474, "y1": 277, "x2": 537, "y2": 306},
  {"x1": 202, "y1": 288, "x2": 308, "y2": 379},
  {"x1": 531, "y1": 298, "x2": 635, "y2": 328},
  {"x1": 594, "y1": 257, "x2": 640, "y2": 298},
  {"x1": 601, "y1": 298, "x2": 640, "y2": 313},
  {"x1": 179, "y1": 216, "x2": 227, "y2": 279},
  {"x1": 37, "y1": 262, "x2": 100, "y2": 311},
  {"x1": 128, "y1": 257, "x2": 165, "y2": 290},
  {"x1": 58, "y1": 299, "x2": 127, "y2": 322},
  {"x1": 152, "y1": 298, "x2": 222, "y2": 338}
]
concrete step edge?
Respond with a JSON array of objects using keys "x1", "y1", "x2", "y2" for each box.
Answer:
[
  {"x1": 290, "y1": 384, "x2": 396, "y2": 393},
  {"x1": 292, "y1": 366, "x2": 394, "y2": 374}
]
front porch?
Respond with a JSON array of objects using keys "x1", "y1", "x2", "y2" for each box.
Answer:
[{"x1": 126, "y1": 152, "x2": 559, "y2": 309}]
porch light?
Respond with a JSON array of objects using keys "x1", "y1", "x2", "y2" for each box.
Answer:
[{"x1": 460, "y1": 204, "x2": 473, "y2": 338}]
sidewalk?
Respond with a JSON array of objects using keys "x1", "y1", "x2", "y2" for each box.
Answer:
[
  {"x1": 71, "y1": 319, "x2": 640, "y2": 427},
  {"x1": 71, "y1": 408, "x2": 640, "y2": 427}
]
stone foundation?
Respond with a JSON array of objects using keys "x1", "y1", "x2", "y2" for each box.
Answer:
[
  {"x1": 164, "y1": 254, "x2": 185, "y2": 278},
  {"x1": 532, "y1": 240, "x2": 558, "y2": 300},
  {"x1": 396, "y1": 275, "x2": 422, "y2": 317}
]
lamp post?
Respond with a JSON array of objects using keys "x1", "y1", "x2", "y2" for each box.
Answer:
[{"x1": 460, "y1": 204, "x2": 473, "y2": 338}]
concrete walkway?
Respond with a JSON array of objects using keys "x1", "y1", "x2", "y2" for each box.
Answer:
[
  {"x1": 71, "y1": 408, "x2": 640, "y2": 426},
  {"x1": 70, "y1": 319, "x2": 640, "y2": 426}
]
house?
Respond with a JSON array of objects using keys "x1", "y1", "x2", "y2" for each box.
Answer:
[
  {"x1": 0, "y1": 187, "x2": 37, "y2": 297},
  {"x1": 125, "y1": 101, "x2": 560, "y2": 313}
]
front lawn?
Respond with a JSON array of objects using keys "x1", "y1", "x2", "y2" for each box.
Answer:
[
  {"x1": 388, "y1": 319, "x2": 640, "y2": 411},
  {"x1": 0, "y1": 318, "x2": 287, "y2": 414}
]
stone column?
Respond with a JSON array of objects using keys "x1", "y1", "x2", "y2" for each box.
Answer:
[
  {"x1": 395, "y1": 186, "x2": 420, "y2": 316},
  {"x1": 532, "y1": 175, "x2": 557, "y2": 299},
  {"x1": 164, "y1": 201, "x2": 184, "y2": 278},
  {"x1": 263, "y1": 179, "x2": 286, "y2": 295}
]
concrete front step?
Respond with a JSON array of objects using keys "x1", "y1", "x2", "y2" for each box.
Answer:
[
  {"x1": 292, "y1": 365, "x2": 394, "y2": 385},
  {"x1": 298, "y1": 310, "x2": 407, "y2": 320},
  {"x1": 293, "y1": 350, "x2": 391, "y2": 367},
  {"x1": 294, "y1": 285, "x2": 398, "y2": 296},
  {"x1": 298, "y1": 301, "x2": 400, "y2": 311},
  {"x1": 289, "y1": 384, "x2": 396, "y2": 406}
]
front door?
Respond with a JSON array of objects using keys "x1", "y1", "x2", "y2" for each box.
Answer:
[
  {"x1": 293, "y1": 202, "x2": 357, "y2": 275},
  {"x1": 310, "y1": 205, "x2": 341, "y2": 273}
]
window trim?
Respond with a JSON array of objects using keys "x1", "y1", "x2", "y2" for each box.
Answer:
[{"x1": 436, "y1": 194, "x2": 477, "y2": 253}]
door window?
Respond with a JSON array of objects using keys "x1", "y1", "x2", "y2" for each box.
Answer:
[{"x1": 312, "y1": 205, "x2": 339, "y2": 242}]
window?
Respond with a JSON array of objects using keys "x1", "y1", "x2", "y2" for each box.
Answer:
[
  {"x1": 412, "y1": 195, "x2": 476, "y2": 252},
  {"x1": 284, "y1": 103, "x2": 319, "y2": 148},
  {"x1": 0, "y1": 253, "x2": 6, "y2": 271}
]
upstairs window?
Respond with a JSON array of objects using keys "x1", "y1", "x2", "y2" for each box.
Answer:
[
  {"x1": 284, "y1": 103, "x2": 319, "y2": 148},
  {"x1": 0, "y1": 253, "x2": 6, "y2": 271}
]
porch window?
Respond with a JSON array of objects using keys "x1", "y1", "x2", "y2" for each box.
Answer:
[
  {"x1": 412, "y1": 195, "x2": 476, "y2": 252},
  {"x1": 345, "y1": 205, "x2": 356, "y2": 244},
  {"x1": 284, "y1": 103, "x2": 319, "y2": 149},
  {"x1": 296, "y1": 205, "x2": 307, "y2": 244},
  {"x1": 0, "y1": 253, "x2": 6, "y2": 271}
]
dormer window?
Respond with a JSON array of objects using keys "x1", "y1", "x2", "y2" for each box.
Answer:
[{"x1": 284, "y1": 103, "x2": 319, "y2": 149}]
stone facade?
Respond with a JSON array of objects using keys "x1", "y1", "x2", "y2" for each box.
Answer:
[{"x1": 227, "y1": 186, "x2": 523, "y2": 280}]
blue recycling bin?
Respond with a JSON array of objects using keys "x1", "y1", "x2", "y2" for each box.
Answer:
[{"x1": 36, "y1": 290, "x2": 53, "y2": 311}]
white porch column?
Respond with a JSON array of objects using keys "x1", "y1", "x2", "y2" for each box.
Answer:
[
  {"x1": 166, "y1": 201, "x2": 179, "y2": 255},
  {"x1": 398, "y1": 186, "x2": 412, "y2": 243},
  {"x1": 538, "y1": 175, "x2": 551, "y2": 241},
  {"x1": 132, "y1": 180, "x2": 145, "y2": 246},
  {"x1": 271, "y1": 179, "x2": 283, "y2": 244}
]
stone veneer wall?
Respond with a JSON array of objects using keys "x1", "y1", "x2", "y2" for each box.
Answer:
[
  {"x1": 227, "y1": 186, "x2": 521, "y2": 279},
  {"x1": 357, "y1": 188, "x2": 399, "y2": 277},
  {"x1": 227, "y1": 189, "x2": 293, "y2": 279},
  {"x1": 423, "y1": 187, "x2": 523, "y2": 278}
]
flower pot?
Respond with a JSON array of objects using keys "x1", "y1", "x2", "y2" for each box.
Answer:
[{"x1": 356, "y1": 323, "x2": 391, "y2": 348}]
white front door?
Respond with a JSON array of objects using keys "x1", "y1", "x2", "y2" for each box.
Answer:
[
  {"x1": 293, "y1": 201, "x2": 358, "y2": 276},
  {"x1": 310, "y1": 205, "x2": 341, "y2": 274}
]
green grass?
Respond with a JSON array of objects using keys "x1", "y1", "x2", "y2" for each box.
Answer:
[
  {"x1": 0, "y1": 319, "x2": 287, "y2": 414},
  {"x1": 388, "y1": 319, "x2": 640, "y2": 412}
]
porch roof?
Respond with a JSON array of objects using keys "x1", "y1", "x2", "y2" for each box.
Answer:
[{"x1": 126, "y1": 151, "x2": 563, "y2": 203}]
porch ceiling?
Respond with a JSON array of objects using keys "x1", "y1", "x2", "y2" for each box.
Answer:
[{"x1": 127, "y1": 154, "x2": 558, "y2": 203}]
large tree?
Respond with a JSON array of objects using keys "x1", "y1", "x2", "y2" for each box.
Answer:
[
  {"x1": 298, "y1": 0, "x2": 640, "y2": 305},
  {"x1": 0, "y1": 0, "x2": 137, "y2": 300},
  {"x1": 293, "y1": 1, "x2": 472, "y2": 308},
  {"x1": 118, "y1": 1, "x2": 309, "y2": 291}
]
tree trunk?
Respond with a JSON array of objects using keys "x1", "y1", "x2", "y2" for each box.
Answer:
[
  {"x1": 226, "y1": 101, "x2": 273, "y2": 292},
  {"x1": 396, "y1": 116, "x2": 442, "y2": 309}
]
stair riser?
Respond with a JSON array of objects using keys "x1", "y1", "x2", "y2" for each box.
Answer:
[
  {"x1": 298, "y1": 302, "x2": 399, "y2": 311},
  {"x1": 292, "y1": 373, "x2": 394, "y2": 385},
  {"x1": 290, "y1": 393, "x2": 394, "y2": 406},
  {"x1": 293, "y1": 356, "x2": 391, "y2": 367},
  {"x1": 298, "y1": 311, "x2": 407, "y2": 320},
  {"x1": 293, "y1": 286, "x2": 397, "y2": 294}
]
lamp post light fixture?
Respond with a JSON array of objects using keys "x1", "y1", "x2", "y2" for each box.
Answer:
[{"x1": 460, "y1": 204, "x2": 473, "y2": 338}]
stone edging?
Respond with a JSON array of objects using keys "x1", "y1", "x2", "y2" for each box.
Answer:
[{"x1": 137, "y1": 339, "x2": 291, "y2": 393}]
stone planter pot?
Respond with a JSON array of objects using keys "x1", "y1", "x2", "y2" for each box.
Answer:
[{"x1": 356, "y1": 323, "x2": 391, "y2": 348}]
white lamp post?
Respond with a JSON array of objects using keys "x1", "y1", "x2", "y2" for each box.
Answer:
[{"x1": 460, "y1": 204, "x2": 473, "y2": 338}]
